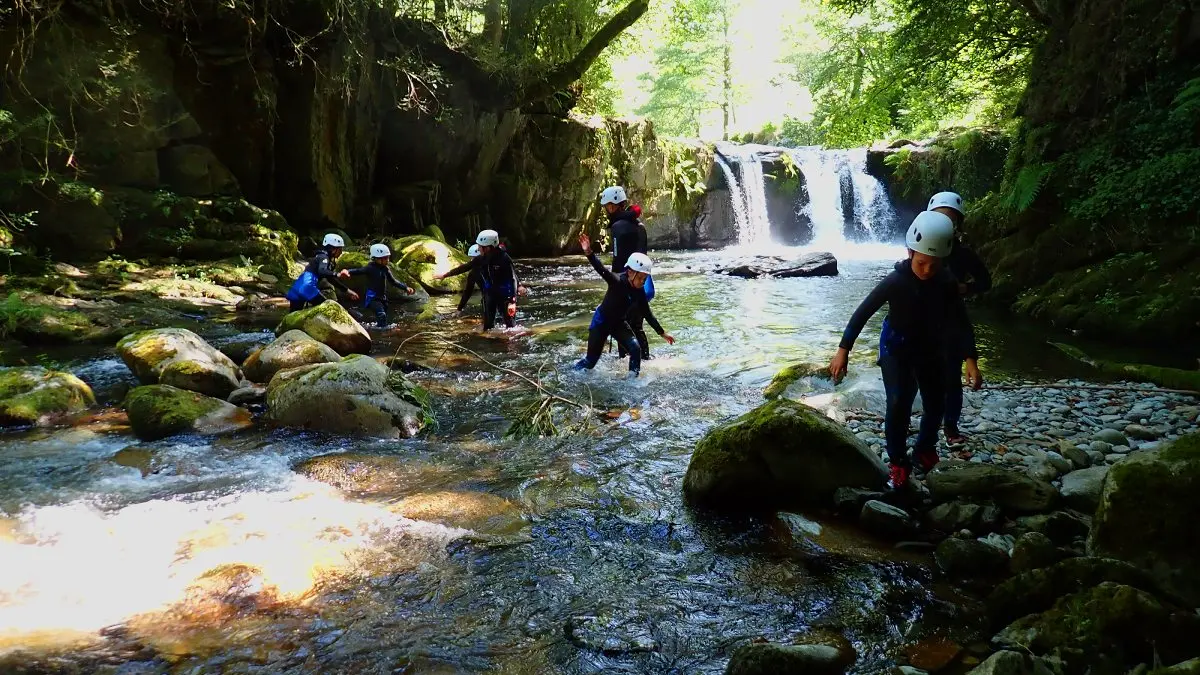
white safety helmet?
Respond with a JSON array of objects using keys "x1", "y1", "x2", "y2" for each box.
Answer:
[
  {"x1": 476, "y1": 229, "x2": 500, "y2": 247},
  {"x1": 467, "y1": 244, "x2": 481, "y2": 257},
  {"x1": 927, "y1": 191, "x2": 964, "y2": 215},
  {"x1": 369, "y1": 243, "x2": 391, "y2": 258},
  {"x1": 322, "y1": 233, "x2": 345, "y2": 248},
  {"x1": 625, "y1": 252, "x2": 653, "y2": 274},
  {"x1": 599, "y1": 186, "x2": 628, "y2": 206},
  {"x1": 905, "y1": 211, "x2": 955, "y2": 257}
]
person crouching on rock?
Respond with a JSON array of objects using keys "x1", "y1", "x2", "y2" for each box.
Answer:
[
  {"x1": 827, "y1": 211, "x2": 983, "y2": 489},
  {"x1": 286, "y1": 233, "x2": 359, "y2": 311},
  {"x1": 573, "y1": 233, "x2": 675, "y2": 378},
  {"x1": 434, "y1": 229, "x2": 519, "y2": 331},
  {"x1": 337, "y1": 243, "x2": 414, "y2": 328}
]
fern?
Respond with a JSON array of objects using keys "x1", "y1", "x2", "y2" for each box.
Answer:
[{"x1": 1004, "y1": 162, "x2": 1054, "y2": 213}]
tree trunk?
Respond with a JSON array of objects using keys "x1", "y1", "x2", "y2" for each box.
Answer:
[
  {"x1": 483, "y1": 0, "x2": 503, "y2": 48},
  {"x1": 721, "y1": 2, "x2": 731, "y2": 140},
  {"x1": 850, "y1": 45, "x2": 864, "y2": 100},
  {"x1": 434, "y1": 0, "x2": 447, "y2": 24}
]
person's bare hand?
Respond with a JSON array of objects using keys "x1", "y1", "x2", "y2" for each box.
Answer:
[
  {"x1": 347, "y1": 290, "x2": 360, "y2": 302},
  {"x1": 337, "y1": 269, "x2": 351, "y2": 279},
  {"x1": 662, "y1": 333, "x2": 676, "y2": 345},
  {"x1": 829, "y1": 348, "x2": 849, "y2": 384},
  {"x1": 578, "y1": 233, "x2": 592, "y2": 255},
  {"x1": 965, "y1": 358, "x2": 984, "y2": 390},
  {"x1": 406, "y1": 287, "x2": 415, "y2": 295}
]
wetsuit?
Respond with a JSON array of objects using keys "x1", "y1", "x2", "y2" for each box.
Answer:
[
  {"x1": 575, "y1": 251, "x2": 665, "y2": 375},
  {"x1": 344, "y1": 261, "x2": 411, "y2": 327},
  {"x1": 609, "y1": 208, "x2": 655, "y2": 359},
  {"x1": 839, "y1": 258, "x2": 978, "y2": 466},
  {"x1": 286, "y1": 248, "x2": 350, "y2": 311},
  {"x1": 442, "y1": 249, "x2": 519, "y2": 330},
  {"x1": 943, "y1": 241, "x2": 992, "y2": 436}
]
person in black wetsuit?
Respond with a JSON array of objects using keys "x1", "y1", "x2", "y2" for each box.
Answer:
[
  {"x1": 285, "y1": 233, "x2": 359, "y2": 311},
  {"x1": 572, "y1": 233, "x2": 675, "y2": 377},
  {"x1": 600, "y1": 186, "x2": 657, "y2": 360},
  {"x1": 435, "y1": 229, "x2": 519, "y2": 331},
  {"x1": 928, "y1": 191, "x2": 993, "y2": 447},
  {"x1": 337, "y1": 243, "x2": 414, "y2": 327},
  {"x1": 828, "y1": 211, "x2": 984, "y2": 489},
  {"x1": 456, "y1": 244, "x2": 482, "y2": 313}
]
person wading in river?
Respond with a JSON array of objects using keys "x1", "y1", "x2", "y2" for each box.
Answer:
[
  {"x1": 337, "y1": 243, "x2": 415, "y2": 327},
  {"x1": 927, "y1": 191, "x2": 993, "y2": 448},
  {"x1": 600, "y1": 186, "x2": 656, "y2": 361},
  {"x1": 828, "y1": 211, "x2": 983, "y2": 489},
  {"x1": 455, "y1": 244, "x2": 482, "y2": 315},
  {"x1": 286, "y1": 233, "x2": 359, "y2": 311},
  {"x1": 574, "y1": 232, "x2": 675, "y2": 378},
  {"x1": 435, "y1": 230, "x2": 520, "y2": 331}
]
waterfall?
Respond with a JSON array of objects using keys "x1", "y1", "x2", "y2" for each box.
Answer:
[
  {"x1": 792, "y1": 146, "x2": 899, "y2": 247},
  {"x1": 716, "y1": 146, "x2": 772, "y2": 247}
]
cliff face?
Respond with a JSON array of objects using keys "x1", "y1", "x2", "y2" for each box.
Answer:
[{"x1": 0, "y1": 2, "x2": 719, "y2": 269}]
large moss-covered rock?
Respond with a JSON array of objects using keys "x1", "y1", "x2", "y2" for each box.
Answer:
[
  {"x1": 116, "y1": 328, "x2": 243, "y2": 398},
  {"x1": 987, "y1": 557, "x2": 1173, "y2": 628},
  {"x1": 265, "y1": 355, "x2": 430, "y2": 438},
  {"x1": 242, "y1": 330, "x2": 340, "y2": 383},
  {"x1": 0, "y1": 367, "x2": 96, "y2": 427},
  {"x1": 926, "y1": 464, "x2": 1059, "y2": 514},
  {"x1": 275, "y1": 301, "x2": 371, "y2": 355},
  {"x1": 1088, "y1": 434, "x2": 1200, "y2": 606},
  {"x1": 991, "y1": 582, "x2": 1200, "y2": 673},
  {"x1": 388, "y1": 235, "x2": 470, "y2": 295},
  {"x1": 682, "y1": 399, "x2": 887, "y2": 511},
  {"x1": 123, "y1": 384, "x2": 252, "y2": 441}
]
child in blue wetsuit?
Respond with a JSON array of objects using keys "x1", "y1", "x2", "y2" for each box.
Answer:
[
  {"x1": 337, "y1": 243, "x2": 415, "y2": 327},
  {"x1": 828, "y1": 211, "x2": 983, "y2": 489},
  {"x1": 286, "y1": 233, "x2": 359, "y2": 311},
  {"x1": 573, "y1": 233, "x2": 675, "y2": 378}
]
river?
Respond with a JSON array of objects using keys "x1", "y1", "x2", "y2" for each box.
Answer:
[{"x1": 0, "y1": 243, "x2": 1167, "y2": 674}]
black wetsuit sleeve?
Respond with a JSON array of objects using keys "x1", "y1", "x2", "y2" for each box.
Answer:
[
  {"x1": 838, "y1": 276, "x2": 892, "y2": 350},
  {"x1": 345, "y1": 267, "x2": 368, "y2": 277},
  {"x1": 442, "y1": 257, "x2": 478, "y2": 278},
  {"x1": 642, "y1": 300, "x2": 664, "y2": 335},
  {"x1": 951, "y1": 289, "x2": 979, "y2": 360},
  {"x1": 587, "y1": 252, "x2": 621, "y2": 286},
  {"x1": 317, "y1": 255, "x2": 350, "y2": 291},
  {"x1": 384, "y1": 267, "x2": 410, "y2": 292},
  {"x1": 959, "y1": 247, "x2": 992, "y2": 295}
]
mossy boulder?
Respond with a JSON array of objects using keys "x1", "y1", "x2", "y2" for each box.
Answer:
[
  {"x1": 763, "y1": 361, "x2": 831, "y2": 400},
  {"x1": 682, "y1": 399, "x2": 887, "y2": 511},
  {"x1": 388, "y1": 235, "x2": 470, "y2": 294},
  {"x1": 991, "y1": 582, "x2": 1200, "y2": 674},
  {"x1": 265, "y1": 354, "x2": 431, "y2": 438},
  {"x1": 420, "y1": 225, "x2": 447, "y2": 243},
  {"x1": 123, "y1": 384, "x2": 253, "y2": 441},
  {"x1": 0, "y1": 366, "x2": 96, "y2": 427},
  {"x1": 1088, "y1": 434, "x2": 1200, "y2": 606},
  {"x1": 390, "y1": 491, "x2": 527, "y2": 536},
  {"x1": 275, "y1": 301, "x2": 371, "y2": 355},
  {"x1": 926, "y1": 464, "x2": 1059, "y2": 514},
  {"x1": 242, "y1": 330, "x2": 339, "y2": 383},
  {"x1": 116, "y1": 328, "x2": 243, "y2": 398}
]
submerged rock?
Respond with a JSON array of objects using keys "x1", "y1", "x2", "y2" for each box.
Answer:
[
  {"x1": 390, "y1": 491, "x2": 526, "y2": 536},
  {"x1": 242, "y1": 329, "x2": 340, "y2": 382},
  {"x1": 123, "y1": 384, "x2": 252, "y2": 441},
  {"x1": 763, "y1": 361, "x2": 831, "y2": 400},
  {"x1": 682, "y1": 399, "x2": 887, "y2": 512},
  {"x1": 725, "y1": 642, "x2": 852, "y2": 675},
  {"x1": 274, "y1": 302, "x2": 371, "y2": 356},
  {"x1": 926, "y1": 464, "x2": 1059, "y2": 514},
  {"x1": 294, "y1": 452, "x2": 455, "y2": 497},
  {"x1": 1088, "y1": 433, "x2": 1200, "y2": 606},
  {"x1": 116, "y1": 327, "x2": 243, "y2": 398},
  {"x1": 265, "y1": 355, "x2": 430, "y2": 438},
  {"x1": 0, "y1": 366, "x2": 95, "y2": 427}
]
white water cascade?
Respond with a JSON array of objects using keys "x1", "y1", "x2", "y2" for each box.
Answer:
[{"x1": 715, "y1": 145, "x2": 772, "y2": 248}]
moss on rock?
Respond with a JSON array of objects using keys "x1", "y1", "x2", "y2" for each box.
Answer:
[
  {"x1": 275, "y1": 300, "x2": 371, "y2": 355},
  {"x1": 116, "y1": 327, "x2": 243, "y2": 397},
  {"x1": 763, "y1": 361, "x2": 831, "y2": 400},
  {"x1": 0, "y1": 366, "x2": 96, "y2": 427},
  {"x1": 926, "y1": 463, "x2": 1059, "y2": 514},
  {"x1": 242, "y1": 329, "x2": 340, "y2": 383},
  {"x1": 388, "y1": 235, "x2": 470, "y2": 295},
  {"x1": 123, "y1": 384, "x2": 252, "y2": 441},
  {"x1": 682, "y1": 398, "x2": 887, "y2": 512}
]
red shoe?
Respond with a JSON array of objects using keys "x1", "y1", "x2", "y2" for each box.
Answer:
[
  {"x1": 888, "y1": 463, "x2": 911, "y2": 489},
  {"x1": 914, "y1": 449, "x2": 940, "y2": 473}
]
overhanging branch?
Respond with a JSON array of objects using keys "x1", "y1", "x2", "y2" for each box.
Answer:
[{"x1": 1009, "y1": 0, "x2": 1052, "y2": 25}]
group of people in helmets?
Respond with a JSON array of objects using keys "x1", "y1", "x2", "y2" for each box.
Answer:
[
  {"x1": 831, "y1": 190, "x2": 992, "y2": 488},
  {"x1": 286, "y1": 185, "x2": 990, "y2": 488}
]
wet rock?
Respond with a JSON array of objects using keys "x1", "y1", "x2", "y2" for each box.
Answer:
[
  {"x1": 1015, "y1": 512, "x2": 1090, "y2": 546},
  {"x1": 925, "y1": 502, "x2": 983, "y2": 533},
  {"x1": 860, "y1": 500, "x2": 917, "y2": 539},
  {"x1": 275, "y1": 301, "x2": 371, "y2": 356},
  {"x1": 772, "y1": 251, "x2": 838, "y2": 278},
  {"x1": 242, "y1": 330, "x2": 340, "y2": 382},
  {"x1": 904, "y1": 637, "x2": 963, "y2": 673},
  {"x1": 1123, "y1": 424, "x2": 1158, "y2": 441},
  {"x1": 1057, "y1": 443, "x2": 1091, "y2": 469},
  {"x1": 764, "y1": 361, "x2": 831, "y2": 400},
  {"x1": 966, "y1": 651, "x2": 1058, "y2": 675},
  {"x1": 110, "y1": 446, "x2": 160, "y2": 477},
  {"x1": 227, "y1": 385, "x2": 266, "y2": 406},
  {"x1": 986, "y1": 557, "x2": 1174, "y2": 627},
  {"x1": 726, "y1": 642, "x2": 852, "y2": 675},
  {"x1": 683, "y1": 399, "x2": 887, "y2": 512},
  {"x1": 390, "y1": 491, "x2": 525, "y2": 536},
  {"x1": 217, "y1": 336, "x2": 272, "y2": 365},
  {"x1": 1088, "y1": 433, "x2": 1200, "y2": 605},
  {"x1": 266, "y1": 355, "x2": 431, "y2": 438},
  {"x1": 116, "y1": 328, "x2": 243, "y2": 398},
  {"x1": 991, "y1": 583, "x2": 1200, "y2": 673},
  {"x1": 1044, "y1": 452, "x2": 1073, "y2": 475},
  {"x1": 294, "y1": 453, "x2": 453, "y2": 496},
  {"x1": 935, "y1": 537, "x2": 1009, "y2": 579},
  {"x1": 1092, "y1": 428, "x2": 1130, "y2": 447},
  {"x1": 0, "y1": 366, "x2": 95, "y2": 427},
  {"x1": 724, "y1": 265, "x2": 763, "y2": 278},
  {"x1": 1009, "y1": 532, "x2": 1060, "y2": 574},
  {"x1": 833, "y1": 487, "x2": 884, "y2": 513},
  {"x1": 123, "y1": 384, "x2": 253, "y2": 441},
  {"x1": 926, "y1": 464, "x2": 1059, "y2": 514},
  {"x1": 1059, "y1": 465, "x2": 1109, "y2": 512}
]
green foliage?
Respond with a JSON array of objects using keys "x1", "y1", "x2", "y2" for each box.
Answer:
[
  {"x1": 0, "y1": 292, "x2": 49, "y2": 340},
  {"x1": 1003, "y1": 162, "x2": 1054, "y2": 213},
  {"x1": 882, "y1": 128, "x2": 1010, "y2": 201}
]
